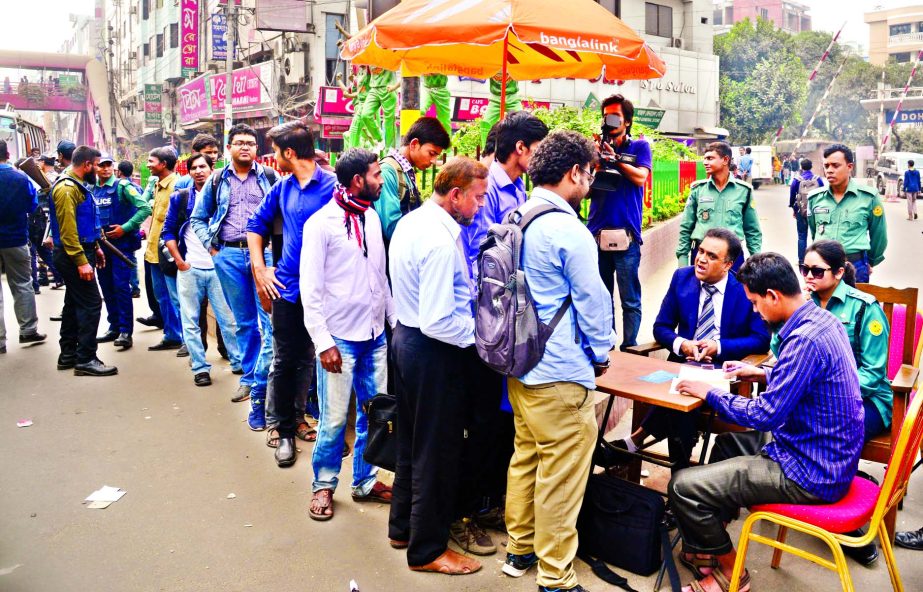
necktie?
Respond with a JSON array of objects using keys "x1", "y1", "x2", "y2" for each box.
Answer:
[{"x1": 694, "y1": 283, "x2": 719, "y2": 342}]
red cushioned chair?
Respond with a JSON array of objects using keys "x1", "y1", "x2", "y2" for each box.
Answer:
[{"x1": 727, "y1": 387, "x2": 923, "y2": 592}]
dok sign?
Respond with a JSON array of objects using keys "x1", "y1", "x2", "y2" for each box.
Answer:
[{"x1": 178, "y1": 63, "x2": 274, "y2": 124}]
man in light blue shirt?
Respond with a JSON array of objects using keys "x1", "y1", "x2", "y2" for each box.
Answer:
[
  {"x1": 739, "y1": 147, "x2": 753, "y2": 183},
  {"x1": 388, "y1": 157, "x2": 490, "y2": 577},
  {"x1": 503, "y1": 130, "x2": 616, "y2": 592},
  {"x1": 461, "y1": 111, "x2": 548, "y2": 274}
]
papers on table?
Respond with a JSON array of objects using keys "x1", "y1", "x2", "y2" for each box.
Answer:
[
  {"x1": 84, "y1": 485, "x2": 127, "y2": 509},
  {"x1": 669, "y1": 365, "x2": 730, "y2": 395}
]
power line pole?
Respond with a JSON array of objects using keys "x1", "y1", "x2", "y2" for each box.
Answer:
[{"x1": 223, "y1": 0, "x2": 236, "y2": 162}]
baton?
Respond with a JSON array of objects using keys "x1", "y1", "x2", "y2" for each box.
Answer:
[{"x1": 98, "y1": 231, "x2": 136, "y2": 268}]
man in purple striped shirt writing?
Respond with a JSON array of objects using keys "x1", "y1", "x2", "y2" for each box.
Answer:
[{"x1": 669, "y1": 252, "x2": 863, "y2": 592}]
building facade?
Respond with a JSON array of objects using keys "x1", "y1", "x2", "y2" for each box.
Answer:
[
  {"x1": 865, "y1": 5, "x2": 923, "y2": 66},
  {"x1": 712, "y1": 0, "x2": 811, "y2": 35}
]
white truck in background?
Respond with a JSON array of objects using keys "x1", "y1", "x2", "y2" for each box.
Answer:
[{"x1": 732, "y1": 145, "x2": 773, "y2": 190}]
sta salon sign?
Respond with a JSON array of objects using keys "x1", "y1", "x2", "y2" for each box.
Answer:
[{"x1": 640, "y1": 79, "x2": 696, "y2": 94}]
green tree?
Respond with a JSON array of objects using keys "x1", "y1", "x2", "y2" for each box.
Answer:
[{"x1": 714, "y1": 19, "x2": 809, "y2": 144}]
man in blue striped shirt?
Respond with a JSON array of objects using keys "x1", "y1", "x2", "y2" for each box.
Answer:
[{"x1": 669, "y1": 252, "x2": 863, "y2": 592}]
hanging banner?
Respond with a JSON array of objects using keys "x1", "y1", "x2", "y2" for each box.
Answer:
[
  {"x1": 180, "y1": 0, "x2": 199, "y2": 77},
  {"x1": 209, "y1": 62, "x2": 274, "y2": 114},
  {"x1": 211, "y1": 12, "x2": 228, "y2": 61},
  {"x1": 144, "y1": 84, "x2": 163, "y2": 127}
]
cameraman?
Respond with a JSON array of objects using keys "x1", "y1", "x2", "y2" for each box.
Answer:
[{"x1": 587, "y1": 94, "x2": 651, "y2": 351}]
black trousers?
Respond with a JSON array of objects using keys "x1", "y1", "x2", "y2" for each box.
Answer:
[
  {"x1": 388, "y1": 324, "x2": 469, "y2": 566},
  {"x1": 640, "y1": 407, "x2": 699, "y2": 472},
  {"x1": 269, "y1": 297, "x2": 314, "y2": 438},
  {"x1": 143, "y1": 261, "x2": 162, "y2": 322},
  {"x1": 457, "y1": 362, "x2": 513, "y2": 517},
  {"x1": 54, "y1": 246, "x2": 102, "y2": 363},
  {"x1": 198, "y1": 297, "x2": 226, "y2": 354}
]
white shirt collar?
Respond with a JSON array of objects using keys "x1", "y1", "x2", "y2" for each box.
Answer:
[{"x1": 704, "y1": 274, "x2": 729, "y2": 295}]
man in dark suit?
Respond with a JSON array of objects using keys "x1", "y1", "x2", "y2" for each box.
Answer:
[{"x1": 619, "y1": 227, "x2": 770, "y2": 469}]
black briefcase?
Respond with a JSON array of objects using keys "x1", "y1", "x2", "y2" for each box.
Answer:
[
  {"x1": 577, "y1": 471, "x2": 666, "y2": 576},
  {"x1": 362, "y1": 393, "x2": 397, "y2": 472}
]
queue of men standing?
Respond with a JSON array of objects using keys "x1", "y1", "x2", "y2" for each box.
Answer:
[{"x1": 4, "y1": 90, "x2": 906, "y2": 592}]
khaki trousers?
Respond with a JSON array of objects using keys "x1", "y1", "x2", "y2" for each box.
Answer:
[{"x1": 505, "y1": 378, "x2": 596, "y2": 589}]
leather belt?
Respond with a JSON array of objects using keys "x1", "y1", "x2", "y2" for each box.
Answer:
[
  {"x1": 846, "y1": 251, "x2": 867, "y2": 263},
  {"x1": 217, "y1": 239, "x2": 248, "y2": 249}
]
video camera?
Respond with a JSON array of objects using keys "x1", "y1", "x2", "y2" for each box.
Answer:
[{"x1": 594, "y1": 113, "x2": 638, "y2": 191}]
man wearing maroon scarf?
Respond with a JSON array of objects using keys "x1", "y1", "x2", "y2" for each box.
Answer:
[{"x1": 301, "y1": 148, "x2": 395, "y2": 520}]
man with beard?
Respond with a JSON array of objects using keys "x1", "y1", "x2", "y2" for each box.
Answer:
[
  {"x1": 301, "y1": 148, "x2": 395, "y2": 521},
  {"x1": 49, "y1": 145, "x2": 116, "y2": 376},
  {"x1": 501, "y1": 131, "x2": 616, "y2": 592},
  {"x1": 247, "y1": 121, "x2": 335, "y2": 463},
  {"x1": 388, "y1": 157, "x2": 488, "y2": 576}
]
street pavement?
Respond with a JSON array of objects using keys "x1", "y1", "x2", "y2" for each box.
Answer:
[{"x1": 1, "y1": 182, "x2": 922, "y2": 591}]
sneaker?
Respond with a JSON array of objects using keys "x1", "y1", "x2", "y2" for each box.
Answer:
[
  {"x1": 449, "y1": 517, "x2": 497, "y2": 556},
  {"x1": 248, "y1": 397, "x2": 266, "y2": 431},
  {"x1": 231, "y1": 384, "x2": 251, "y2": 403},
  {"x1": 502, "y1": 552, "x2": 538, "y2": 578},
  {"x1": 476, "y1": 507, "x2": 507, "y2": 533},
  {"x1": 538, "y1": 586, "x2": 589, "y2": 592}
]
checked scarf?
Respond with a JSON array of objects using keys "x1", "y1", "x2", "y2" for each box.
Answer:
[{"x1": 333, "y1": 183, "x2": 371, "y2": 258}]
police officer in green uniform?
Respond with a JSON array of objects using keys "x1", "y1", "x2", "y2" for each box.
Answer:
[
  {"x1": 49, "y1": 145, "x2": 117, "y2": 377},
  {"x1": 807, "y1": 144, "x2": 887, "y2": 284},
  {"x1": 676, "y1": 141, "x2": 762, "y2": 269},
  {"x1": 774, "y1": 239, "x2": 889, "y2": 566},
  {"x1": 421, "y1": 73, "x2": 452, "y2": 136},
  {"x1": 479, "y1": 73, "x2": 522, "y2": 148},
  {"x1": 358, "y1": 67, "x2": 400, "y2": 150}
]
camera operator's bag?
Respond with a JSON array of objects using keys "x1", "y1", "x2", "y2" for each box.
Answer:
[
  {"x1": 596, "y1": 228, "x2": 631, "y2": 252},
  {"x1": 474, "y1": 204, "x2": 571, "y2": 376}
]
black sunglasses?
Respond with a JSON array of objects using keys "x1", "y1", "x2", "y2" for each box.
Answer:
[{"x1": 799, "y1": 264, "x2": 832, "y2": 279}]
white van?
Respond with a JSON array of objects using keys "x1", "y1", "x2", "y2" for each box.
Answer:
[{"x1": 732, "y1": 145, "x2": 773, "y2": 190}]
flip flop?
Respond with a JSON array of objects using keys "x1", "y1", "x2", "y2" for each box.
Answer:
[
  {"x1": 266, "y1": 427, "x2": 280, "y2": 449},
  {"x1": 309, "y1": 489, "x2": 334, "y2": 521},
  {"x1": 296, "y1": 422, "x2": 317, "y2": 442},
  {"x1": 688, "y1": 569, "x2": 750, "y2": 592},
  {"x1": 679, "y1": 553, "x2": 719, "y2": 579}
]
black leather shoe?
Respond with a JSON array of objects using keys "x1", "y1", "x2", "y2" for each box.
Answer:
[
  {"x1": 74, "y1": 359, "x2": 118, "y2": 376},
  {"x1": 136, "y1": 315, "x2": 163, "y2": 328},
  {"x1": 841, "y1": 529, "x2": 879, "y2": 566},
  {"x1": 896, "y1": 527, "x2": 923, "y2": 550},
  {"x1": 57, "y1": 355, "x2": 76, "y2": 370},
  {"x1": 148, "y1": 339, "x2": 182, "y2": 351},
  {"x1": 194, "y1": 372, "x2": 212, "y2": 387},
  {"x1": 176, "y1": 344, "x2": 189, "y2": 357},
  {"x1": 96, "y1": 330, "x2": 119, "y2": 343},
  {"x1": 113, "y1": 333, "x2": 133, "y2": 349},
  {"x1": 19, "y1": 332, "x2": 47, "y2": 344},
  {"x1": 275, "y1": 437, "x2": 296, "y2": 467}
]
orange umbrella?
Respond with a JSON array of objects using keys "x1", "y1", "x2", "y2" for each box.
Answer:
[{"x1": 341, "y1": 0, "x2": 666, "y2": 116}]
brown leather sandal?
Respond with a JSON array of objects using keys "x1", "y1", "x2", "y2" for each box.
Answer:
[{"x1": 309, "y1": 489, "x2": 334, "y2": 521}]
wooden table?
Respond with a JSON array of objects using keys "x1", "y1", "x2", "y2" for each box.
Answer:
[{"x1": 595, "y1": 351, "x2": 703, "y2": 412}]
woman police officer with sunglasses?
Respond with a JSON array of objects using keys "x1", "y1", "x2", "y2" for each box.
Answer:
[{"x1": 770, "y1": 239, "x2": 892, "y2": 443}]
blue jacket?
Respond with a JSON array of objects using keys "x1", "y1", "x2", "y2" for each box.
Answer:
[
  {"x1": 0, "y1": 163, "x2": 38, "y2": 248},
  {"x1": 190, "y1": 163, "x2": 275, "y2": 249},
  {"x1": 903, "y1": 168, "x2": 921, "y2": 193},
  {"x1": 652, "y1": 267, "x2": 770, "y2": 363},
  {"x1": 161, "y1": 187, "x2": 197, "y2": 258}
]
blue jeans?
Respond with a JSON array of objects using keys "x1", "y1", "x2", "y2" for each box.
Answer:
[
  {"x1": 176, "y1": 266, "x2": 241, "y2": 374},
  {"x1": 863, "y1": 398, "x2": 887, "y2": 443},
  {"x1": 127, "y1": 251, "x2": 140, "y2": 292},
  {"x1": 313, "y1": 332, "x2": 387, "y2": 495},
  {"x1": 212, "y1": 246, "x2": 273, "y2": 397},
  {"x1": 97, "y1": 248, "x2": 134, "y2": 334},
  {"x1": 597, "y1": 241, "x2": 642, "y2": 350},
  {"x1": 795, "y1": 212, "x2": 808, "y2": 265},
  {"x1": 149, "y1": 263, "x2": 183, "y2": 342}
]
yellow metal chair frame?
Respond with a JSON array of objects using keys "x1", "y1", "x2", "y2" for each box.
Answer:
[{"x1": 728, "y1": 389, "x2": 923, "y2": 592}]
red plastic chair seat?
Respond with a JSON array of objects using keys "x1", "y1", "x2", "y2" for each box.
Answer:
[{"x1": 751, "y1": 477, "x2": 880, "y2": 534}]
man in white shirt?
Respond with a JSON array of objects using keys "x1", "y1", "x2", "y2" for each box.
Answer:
[
  {"x1": 301, "y1": 149, "x2": 395, "y2": 521},
  {"x1": 162, "y1": 153, "x2": 242, "y2": 386},
  {"x1": 387, "y1": 157, "x2": 488, "y2": 576}
]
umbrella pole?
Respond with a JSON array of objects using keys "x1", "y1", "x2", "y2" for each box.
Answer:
[{"x1": 500, "y1": 30, "x2": 509, "y2": 119}]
